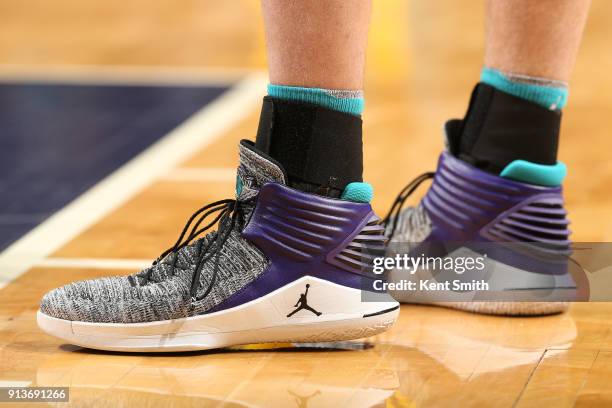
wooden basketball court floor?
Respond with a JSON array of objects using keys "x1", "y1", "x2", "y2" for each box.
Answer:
[{"x1": 1, "y1": 1, "x2": 612, "y2": 406}]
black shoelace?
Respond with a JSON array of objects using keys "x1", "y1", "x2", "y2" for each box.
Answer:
[
  {"x1": 383, "y1": 172, "x2": 435, "y2": 239},
  {"x1": 136, "y1": 198, "x2": 249, "y2": 303}
]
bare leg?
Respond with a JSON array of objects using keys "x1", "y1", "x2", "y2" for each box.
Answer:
[
  {"x1": 485, "y1": 0, "x2": 591, "y2": 81},
  {"x1": 445, "y1": 0, "x2": 592, "y2": 316},
  {"x1": 257, "y1": 0, "x2": 372, "y2": 198},
  {"x1": 261, "y1": 0, "x2": 372, "y2": 89}
]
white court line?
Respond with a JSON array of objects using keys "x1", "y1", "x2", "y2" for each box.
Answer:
[
  {"x1": 161, "y1": 167, "x2": 237, "y2": 182},
  {"x1": 0, "y1": 72, "x2": 267, "y2": 289},
  {"x1": 0, "y1": 64, "x2": 264, "y2": 86},
  {"x1": 0, "y1": 381, "x2": 31, "y2": 387},
  {"x1": 37, "y1": 258, "x2": 150, "y2": 270}
]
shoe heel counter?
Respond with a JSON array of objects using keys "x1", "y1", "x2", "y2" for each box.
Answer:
[
  {"x1": 483, "y1": 192, "x2": 571, "y2": 247},
  {"x1": 327, "y1": 212, "x2": 386, "y2": 274},
  {"x1": 479, "y1": 191, "x2": 572, "y2": 277},
  {"x1": 423, "y1": 152, "x2": 572, "y2": 246}
]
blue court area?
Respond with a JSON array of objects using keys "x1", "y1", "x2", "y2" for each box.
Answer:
[{"x1": 0, "y1": 81, "x2": 229, "y2": 251}]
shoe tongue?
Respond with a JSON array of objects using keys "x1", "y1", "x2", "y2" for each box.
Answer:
[
  {"x1": 236, "y1": 140, "x2": 287, "y2": 200},
  {"x1": 444, "y1": 118, "x2": 464, "y2": 156}
]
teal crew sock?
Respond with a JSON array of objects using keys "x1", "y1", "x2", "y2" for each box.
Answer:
[
  {"x1": 480, "y1": 67, "x2": 568, "y2": 110},
  {"x1": 267, "y1": 84, "x2": 364, "y2": 116}
]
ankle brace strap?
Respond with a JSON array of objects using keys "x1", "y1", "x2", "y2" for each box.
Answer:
[{"x1": 255, "y1": 96, "x2": 363, "y2": 196}]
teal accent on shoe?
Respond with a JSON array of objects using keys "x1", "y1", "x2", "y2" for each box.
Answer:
[
  {"x1": 481, "y1": 67, "x2": 568, "y2": 110},
  {"x1": 268, "y1": 84, "x2": 364, "y2": 116},
  {"x1": 235, "y1": 174, "x2": 243, "y2": 197},
  {"x1": 500, "y1": 160, "x2": 567, "y2": 186},
  {"x1": 341, "y1": 182, "x2": 373, "y2": 203}
]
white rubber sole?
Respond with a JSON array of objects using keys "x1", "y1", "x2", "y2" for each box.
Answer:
[{"x1": 37, "y1": 276, "x2": 399, "y2": 352}]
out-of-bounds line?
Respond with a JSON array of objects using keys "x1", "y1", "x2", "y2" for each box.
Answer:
[
  {"x1": 0, "y1": 72, "x2": 267, "y2": 289},
  {"x1": 36, "y1": 258, "x2": 150, "y2": 270}
]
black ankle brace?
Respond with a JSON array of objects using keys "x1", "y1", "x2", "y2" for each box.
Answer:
[
  {"x1": 255, "y1": 96, "x2": 363, "y2": 197},
  {"x1": 447, "y1": 83, "x2": 561, "y2": 174}
]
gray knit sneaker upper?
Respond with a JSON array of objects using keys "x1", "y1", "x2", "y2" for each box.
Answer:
[
  {"x1": 40, "y1": 141, "x2": 286, "y2": 323},
  {"x1": 386, "y1": 203, "x2": 432, "y2": 244},
  {"x1": 383, "y1": 172, "x2": 435, "y2": 258}
]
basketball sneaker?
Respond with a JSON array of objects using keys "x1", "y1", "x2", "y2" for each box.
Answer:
[
  {"x1": 38, "y1": 140, "x2": 399, "y2": 351},
  {"x1": 383, "y1": 85, "x2": 573, "y2": 316}
]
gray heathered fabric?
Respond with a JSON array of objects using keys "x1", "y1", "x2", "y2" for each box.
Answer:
[
  {"x1": 503, "y1": 71, "x2": 568, "y2": 89},
  {"x1": 40, "y1": 142, "x2": 286, "y2": 323},
  {"x1": 237, "y1": 143, "x2": 285, "y2": 201},
  {"x1": 324, "y1": 89, "x2": 364, "y2": 99},
  {"x1": 386, "y1": 203, "x2": 432, "y2": 244}
]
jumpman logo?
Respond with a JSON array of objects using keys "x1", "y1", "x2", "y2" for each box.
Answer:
[{"x1": 286, "y1": 284, "x2": 322, "y2": 317}]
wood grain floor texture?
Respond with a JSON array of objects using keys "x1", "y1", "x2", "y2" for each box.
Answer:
[{"x1": 1, "y1": 1, "x2": 612, "y2": 407}]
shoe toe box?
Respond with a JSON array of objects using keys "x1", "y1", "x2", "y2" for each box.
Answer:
[
  {"x1": 40, "y1": 277, "x2": 124, "y2": 322},
  {"x1": 40, "y1": 274, "x2": 189, "y2": 323}
]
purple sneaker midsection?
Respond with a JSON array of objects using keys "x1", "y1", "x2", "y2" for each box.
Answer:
[{"x1": 209, "y1": 183, "x2": 383, "y2": 313}]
